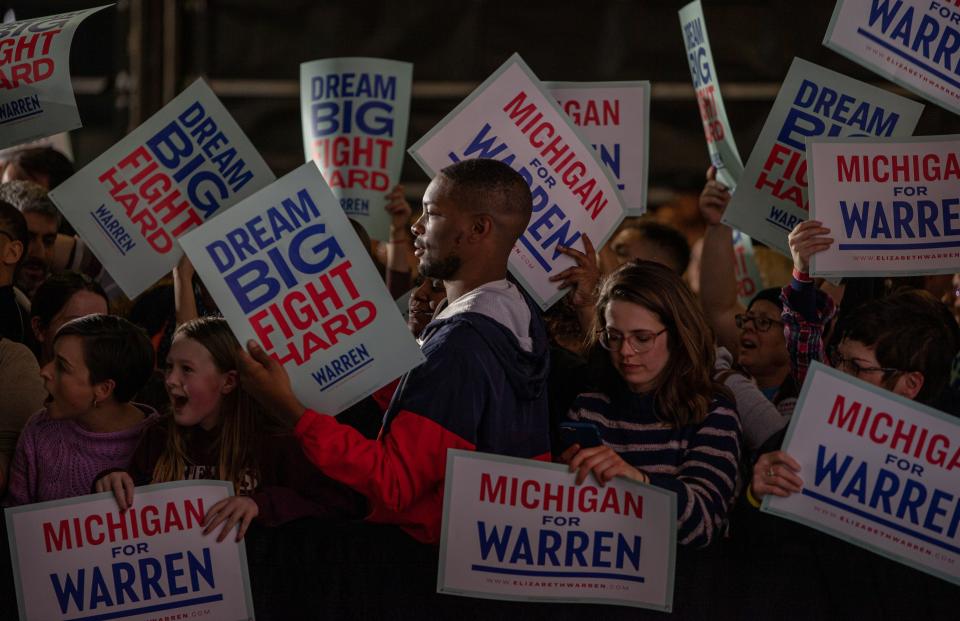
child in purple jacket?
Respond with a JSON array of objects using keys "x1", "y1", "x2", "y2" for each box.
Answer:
[{"x1": 4, "y1": 314, "x2": 156, "y2": 506}]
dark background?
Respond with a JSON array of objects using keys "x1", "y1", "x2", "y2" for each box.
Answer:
[{"x1": 6, "y1": 0, "x2": 960, "y2": 202}]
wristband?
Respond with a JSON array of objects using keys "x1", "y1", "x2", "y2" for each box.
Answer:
[
  {"x1": 792, "y1": 267, "x2": 813, "y2": 283},
  {"x1": 745, "y1": 485, "x2": 762, "y2": 508}
]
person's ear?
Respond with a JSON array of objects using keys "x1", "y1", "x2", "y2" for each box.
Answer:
[
  {"x1": 92, "y1": 378, "x2": 117, "y2": 407},
  {"x1": 471, "y1": 214, "x2": 493, "y2": 241},
  {"x1": 221, "y1": 370, "x2": 239, "y2": 395},
  {"x1": 892, "y1": 371, "x2": 924, "y2": 400},
  {"x1": 2, "y1": 240, "x2": 23, "y2": 266},
  {"x1": 31, "y1": 316, "x2": 44, "y2": 343}
]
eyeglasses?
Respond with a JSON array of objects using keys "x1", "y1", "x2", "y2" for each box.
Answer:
[
  {"x1": 829, "y1": 347, "x2": 900, "y2": 379},
  {"x1": 0, "y1": 230, "x2": 13, "y2": 242},
  {"x1": 598, "y1": 328, "x2": 666, "y2": 354},
  {"x1": 735, "y1": 313, "x2": 784, "y2": 332}
]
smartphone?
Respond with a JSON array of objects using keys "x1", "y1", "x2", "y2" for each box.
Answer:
[{"x1": 557, "y1": 421, "x2": 602, "y2": 451}]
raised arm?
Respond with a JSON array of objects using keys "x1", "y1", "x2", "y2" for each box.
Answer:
[{"x1": 698, "y1": 166, "x2": 744, "y2": 356}]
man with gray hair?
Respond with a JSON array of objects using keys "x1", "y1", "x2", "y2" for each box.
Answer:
[{"x1": 0, "y1": 181, "x2": 60, "y2": 299}]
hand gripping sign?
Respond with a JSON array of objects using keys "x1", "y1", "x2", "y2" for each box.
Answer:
[
  {"x1": 546, "y1": 81, "x2": 650, "y2": 216},
  {"x1": 808, "y1": 134, "x2": 960, "y2": 278},
  {"x1": 5, "y1": 481, "x2": 255, "y2": 621},
  {"x1": 721, "y1": 57, "x2": 924, "y2": 258},
  {"x1": 763, "y1": 362, "x2": 960, "y2": 587},
  {"x1": 300, "y1": 57, "x2": 413, "y2": 241},
  {"x1": 0, "y1": 5, "x2": 111, "y2": 150},
  {"x1": 825, "y1": 0, "x2": 960, "y2": 117},
  {"x1": 409, "y1": 54, "x2": 626, "y2": 310},
  {"x1": 678, "y1": 0, "x2": 744, "y2": 191},
  {"x1": 438, "y1": 450, "x2": 677, "y2": 611},
  {"x1": 50, "y1": 79, "x2": 275, "y2": 299},
  {"x1": 179, "y1": 162, "x2": 424, "y2": 416}
]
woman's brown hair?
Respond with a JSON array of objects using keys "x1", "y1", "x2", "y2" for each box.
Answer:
[
  {"x1": 591, "y1": 260, "x2": 729, "y2": 427},
  {"x1": 153, "y1": 317, "x2": 287, "y2": 491}
]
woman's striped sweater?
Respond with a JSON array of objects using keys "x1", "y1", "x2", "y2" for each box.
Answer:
[{"x1": 567, "y1": 389, "x2": 742, "y2": 548}]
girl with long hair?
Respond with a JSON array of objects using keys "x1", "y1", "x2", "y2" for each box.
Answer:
[
  {"x1": 95, "y1": 317, "x2": 362, "y2": 541},
  {"x1": 561, "y1": 260, "x2": 742, "y2": 548}
]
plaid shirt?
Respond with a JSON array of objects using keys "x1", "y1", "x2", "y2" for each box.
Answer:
[{"x1": 780, "y1": 279, "x2": 837, "y2": 388}]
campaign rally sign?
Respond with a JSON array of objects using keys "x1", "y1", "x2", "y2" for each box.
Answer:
[
  {"x1": 546, "y1": 81, "x2": 649, "y2": 216},
  {"x1": 808, "y1": 134, "x2": 960, "y2": 277},
  {"x1": 721, "y1": 57, "x2": 924, "y2": 257},
  {"x1": 49, "y1": 79, "x2": 275, "y2": 299},
  {"x1": 300, "y1": 57, "x2": 413, "y2": 241},
  {"x1": 763, "y1": 362, "x2": 960, "y2": 587},
  {"x1": 732, "y1": 230, "x2": 763, "y2": 307},
  {"x1": 438, "y1": 450, "x2": 676, "y2": 611},
  {"x1": 678, "y1": 0, "x2": 744, "y2": 191},
  {"x1": 4, "y1": 481, "x2": 254, "y2": 621},
  {"x1": 825, "y1": 0, "x2": 960, "y2": 117},
  {"x1": 409, "y1": 54, "x2": 626, "y2": 310},
  {"x1": 0, "y1": 5, "x2": 110, "y2": 150},
  {"x1": 179, "y1": 162, "x2": 424, "y2": 415}
]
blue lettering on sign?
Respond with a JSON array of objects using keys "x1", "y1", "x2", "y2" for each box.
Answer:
[
  {"x1": 204, "y1": 188, "x2": 345, "y2": 313},
  {"x1": 49, "y1": 548, "x2": 218, "y2": 616},
  {"x1": 596, "y1": 144, "x2": 623, "y2": 190},
  {"x1": 145, "y1": 100, "x2": 255, "y2": 220},
  {"x1": 682, "y1": 17, "x2": 713, "y2": 88},
  {"x1": 472, "y1": 521, "x2": 644, "y2": 582},
  {"x1": 310, "y1": 343, "x2": 374, "y2": 391},
  {"x1": 765, "y1": 206, "x2": 802, "y2": 232},
  {"x1": 309, "y1": 72, "x2": 398, "y2": 139},
  {"x1": 805, "y1": 445, "x2": 960, "y2": 555},
  {"x1": 838, "y1": 198, "x2": 960, "y2": 250},
  {"x1": 447, "y1": 123, "x2": 585, "y2": 273},
  {"x1": 0, "y1": 94, "x2": 43, "y2": 125},
  {"x1": 859, "y1": 0, "x2": 960, "y2": 91},
  {"x1": 776, "y1": 79, "x2": 899, "y2": 152}
]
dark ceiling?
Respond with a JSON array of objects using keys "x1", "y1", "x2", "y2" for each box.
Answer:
[{"x1": 8, "y1": 0, "x2": 960, "y2": 202}]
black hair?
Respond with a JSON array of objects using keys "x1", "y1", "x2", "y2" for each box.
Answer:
[
  {"x1": 842, "y1": 290, "x2": 959, "y2": 405},
  {"x1": 54, "y1": 314, "x2": 154, "y2": 403},
  {"x1": 6, "y1": 147, "x2": 75, "y2": 189},
  {"x1": 439, "y1": 158, "x2": 533, "y2": 227},
  {"x1": 30, "y1": 272, "x2": 108, "y2": 329},
  {"x1": 619, "y1": 220, "x2": 691, "y2": 274},
  {"x1": 747, "y1": 287, "x2": 784, "y2": 313}
]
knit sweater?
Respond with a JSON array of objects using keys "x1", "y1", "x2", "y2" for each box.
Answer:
[
  {"x1": 0, "y1": 339, "x2": 47, "y2": 463},
  {"x1": 567, "y1": 389, "x2": 742, "y2": 548},
  {"x1": 3, "y1": 404, "x2": 157, "y2": 506}
]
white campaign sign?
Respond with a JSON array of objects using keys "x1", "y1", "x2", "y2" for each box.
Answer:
[
  {"x1": 809, "y1": 134, "x2": 960, "y2": 277},
  {"x1": 179, "y1": 162, "x2": 424, "y2": 416},
  {"x1": 300, "y1": 57, "x2": 413, "y2": 241},
  {"x1": 0, "y1": 5, "x2": 111, "y2": 149},
  {"x1": 825, "y1": 0, "x2": 960, "y2": 116},
  {"x1": 438, "y1": 450, "x2": 676, "y2": 611},
  {"x1": 547, "y1": 81, "x2": 650, "y2": 215},
  {"x1": 50, "y1": 79, "x2": 275, "y2": 299},
  {"x1": 410, "y1": 54, "x2": 626, "y2": 310},
  {"x1": 5, "y1": 481, "x2": 255, "y2": 621},
  {"x1": 721, "y1": 57, "x2": 924, "y2": 257},
  {"x1": 764, "y1": 363, "x2": 960, "y2": 587},
  {"x1": 678, "y1": 0, "x2": 744, "y2": 191}
]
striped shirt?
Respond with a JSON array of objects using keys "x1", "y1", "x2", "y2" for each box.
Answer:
[{"x1": 567, "y1": 390, "x2": 742, "y2": 548}]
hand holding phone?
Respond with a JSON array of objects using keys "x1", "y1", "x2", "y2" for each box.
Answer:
[{"x1": 557, "y1": 421, "x2": 602, "y2": 452}]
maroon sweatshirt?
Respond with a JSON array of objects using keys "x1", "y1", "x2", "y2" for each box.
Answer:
[{"x1": 125, "y1": 417, "x2": 365, "y2": 526}]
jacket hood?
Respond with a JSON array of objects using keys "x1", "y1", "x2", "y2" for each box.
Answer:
[{"x1": 419, "y1": 289, "x2": 549, "y2": 401}]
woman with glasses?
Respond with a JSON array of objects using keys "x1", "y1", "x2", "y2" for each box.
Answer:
[
  {"x1": 560, "y1": 260, "x2": 742, "y2": 549},
  {"x1": 744, "y1": 252, "x2": 960, "y2": 619}
]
